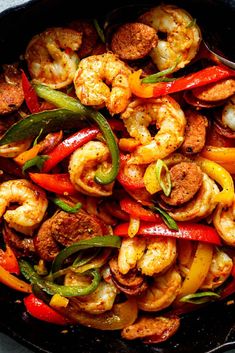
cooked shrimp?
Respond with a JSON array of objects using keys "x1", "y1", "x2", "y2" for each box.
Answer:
[
  {"x1": 213, "y1": 197, "x2": 235, "y2": 246},
  {"x1": 69, "y1": 140, "x2": 114, "y2": 197},
  {"x1": 0, "y1": 179, "x2": 48, "y2": 235},
  {"x1": 137, "y1": 267, "x2": 181, "y2": 311},
  {"x1": 169, "y1": 173, "x2": 219, "y2": 221},
  {"x1": 137, "y1": 237, "x2": 177, "y2": 276},
  {"x1": 25, "y1": 27, "x2": 82, "y2": 89},
  {"x1": 0, "y1": 139, "x2": 32, "y2": 158},
  {"x1": 139, "y1": 5, "x2": 201, "y2": 71},
  {"x1": 120, "y1": 97, "x2": 186, "y2": 164},
  {"x1": 118, "y1": 237, "x2": 146, "y2": 275},
  {"x1": 0, "y1": 64, "x2": 24, "y2": 114},
  {"x1": 118, "y1": 236, "x2": 176, "y2": 276},
  {"x1": 222, "y1": 94, "x2": 235, "y2": 131},
  {"x1": 201, "y1": 250, "x2": 233, "y2": 289},
  {"x1": 64, "y1": 278, "x2": 118, "y2": 314},
  {"x1": 73, "y1": 53, "x2": 132, "y2": 115}
]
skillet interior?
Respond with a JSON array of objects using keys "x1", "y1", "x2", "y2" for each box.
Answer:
[{"x1": 0, "y1": 0, "x2": 235, "y2": 352}]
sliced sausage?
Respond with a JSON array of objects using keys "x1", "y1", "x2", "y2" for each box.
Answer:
[
  {"x1": 192, "y1": 78, "x2": 235, "y2": 102},
  {"x1": 161, "y1": 162, "x2": 203, "y2": 206},
  {"x1": 34, "y1": 217, "x2": 61, "y2": 262},
  {"x1": 50, "y1": 210, "x2": 103, "y2": 246},
  {"x1": 0, "y1": 65, "x2": 24, "y2": 114},
  {"x1": 111, "y1": 22, "x2": 158, "y2": 60},
  {"x1": 3, "y1": 224, "x2": 35, "y2": 258},
  {"x1": 109, "y1": 256, "x2": 147, "y2": 295},
  {"x1": 121, "y1": 315, "x2": 180, "y2": 342},
  {"x1": 180, "y1": 110, "x2": 208, "y2": 155}
]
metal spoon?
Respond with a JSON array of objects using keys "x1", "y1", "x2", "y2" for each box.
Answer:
[{"x1": 203, "y1": 41, "x2": 235, "y2": 70}]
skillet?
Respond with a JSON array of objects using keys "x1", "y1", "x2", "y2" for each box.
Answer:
[{"x1": 0, "y1": 0, "x2": 235, "y2": 352}]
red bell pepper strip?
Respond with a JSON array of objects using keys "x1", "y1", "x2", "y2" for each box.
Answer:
[
  {"x1": 42, "y1": 127, "x2": 99, "y2": 172},
  {"x1": 21, "y1": 70, "x2": 40, "y2": 113},
  {"x1": 129, "y1": 65, "x2": 235, "y2": 99},
  {"x1": 120, "y1": 197, "x2": 161, "y2": 222},
  {"x1": 0, "y1": 245, "x2": 20, "y2": 275},
  {"x1": 29, "y1": 173, "x2": 77, "y2": 195},
  {"x1": 24, "y1": 294, "x2": 69, "y2": 325},
  {"x1": 117, "y1": 154, "x2": 145, "y2": 190},
  {"x1": 114, "y1": 222, "x2": 222, "y2": 245}
]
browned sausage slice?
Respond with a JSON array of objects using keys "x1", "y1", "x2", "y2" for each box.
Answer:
[
  {"x1": 69, "y1": 20, "x2": 98, "y2": 58},
  {"x1": 111, "y1": 22, "x2": 158, "y2": 60},
  {"x1": 121, "y1": 315, "x2": 180, "y2": 342},
  {"x1": 50, "y1": 210, "x2": 103, "y2": 246},
  {"x1": 192, "y1": 78, "x2": 235, "y2": 102},
  {"x1": 3, "y1": 224, "x2": 35, "y2": 258},
  {"x1": 180, "y1": 109, "x2": 208, "y2": 155},
  {"x1": 161, "y1": 162, "x2": 203, "y2": 206},
  {"x1": 34, "y1": 217, "x2": 60, "y2": 262},
  {"x1": 0, "y1": 65, "x2": 24, "y2": 114}
]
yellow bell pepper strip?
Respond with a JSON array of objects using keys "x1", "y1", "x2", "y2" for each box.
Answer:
[
  {"x1": 195, "y1": 156, "x2": 234, "y2": 206},
  {"x1": 175, "y1": 242, "x2": 213, "y2": 303},
  {"x1": 201, "y1": 146, "x2": 235, "y2": 163},
  {"x1": 57, "y1": 297, "x2": 138, "y2": 330},
  {"x1": 0, "y1": 265, "x2": 32, "y2": 293},
  {"x1": 129, "y1": 65, "x2": 235, "y2": 99}
]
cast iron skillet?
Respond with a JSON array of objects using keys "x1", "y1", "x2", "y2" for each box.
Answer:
[{"x1": 0, "y1": 0, "x2": 235, "y2": 352}]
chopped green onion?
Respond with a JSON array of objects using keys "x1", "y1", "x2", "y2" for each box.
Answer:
[
  {"x1": 180, "y1": 291, "x2": 220, "y2": 304},
  {"x1": 51, "y1": 197, "x2": 82, "y2": 213},
  {"x1": 22, "y1": 155, "x2": 49, "y2": 174},
  {"x1": 155, "y1": 159, "x2": 172, "y2": 197},
  {"x1": 93, "y1": 19, "x2": 105, "y2": 43},
  {"x1": 142, "y1": 56, "x2": 181, "y2": 84},
  {"x1": 33, "y1": 128, "x2": 43, "y2": 146},
  {"x1": 150, "y1": 206, "x2": 178, "y2": 230}
]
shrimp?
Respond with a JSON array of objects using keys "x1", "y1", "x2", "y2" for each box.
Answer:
[
  {"x1": 73, "y1": 53, "x2": 132, "y2": 115},
  {"x1": 0, "y1": 179, "x2": 48, "y2": 235},
  {"x1": 64, "y1": 277, "x2": 118, "y2": 314},
  {"x1": 213, "y1": 197, "x2": 235, "y2": 246},
  {"x1": 139, "y1": 5, "x2": 201, "y2": 71},
  {"x1": 137, "y1": 267, "x2": 182, "y2": 311},
  {"x1": 137, "y1": 237, "x2": 177, "y2": 276},
  {"x1": 201, "y1": 250, "x2": 233, "y2": 290},
  {"x1": 0, "y1": 64, "x2": 24, "y2": 114},
  {"x1": 118, "y1": 236, "x2": 177, "y2": 276},
  {"x1": 169, "y1": 173, "x2": 219, "y2": 222},
  {"x1": 25, "y1": 27, "x2": 82, "y2": 89},
  {"x1": 222, "y1": 94, "x2": 235, "y2": 131},
  {"x1": 69, "y1": 141, "x2": 114, "y2": 197},
  {"x1": 120, "y1": 97, "x2": 186, "y2": 164}
]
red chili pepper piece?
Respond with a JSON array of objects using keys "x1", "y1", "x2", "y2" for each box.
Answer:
[
  {"x1": 29, "y1": 173, "x2": 77, "y2": 195},
  {"x1": 114, "y1": 222, "x2": 222, "y2": 245},
  {"x1": 42, "y1": 127, "x2": 99, "y2": 172},
  {"x1": 120, "y1": 197, "x2": 161, "y2": 222},
  {"x1": 24, "y1": 294, "x2": 69, "y2": 325},
  {"x1": 21, "y1": 70, "x2": 40, "y2": 113},
  {"x1": 152, "y1": 65, "x2": 235, "y2": 97},
  {"x1": 0, "y1": 245, "x2": 20, "y2": 275}
]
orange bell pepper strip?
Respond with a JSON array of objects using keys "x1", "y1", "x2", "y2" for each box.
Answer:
[
  {"x1": 129, "y1": 66, "x2": 235, "y2": 99},
  {"x1": 195, "y1": 156, "x2": 234, "y2": 206},
  {"x1": 175, "y1": 242, "x2": 213, "y2": 303},
  {"x1": 14, "y1": 143, "x2": 41, "y2": 166},
  {"x1": 0, "y1": 245, "x2": 20, "y2": 275},
  {"x1": 0, "y1": 265, "x2": 32, "y2": 293},
  {"x1": 29, "y1": 173, "x2": 77, "y2": 195},
  {"x1": 201, "y1": 146, "x2": 235, "y2": 174}
]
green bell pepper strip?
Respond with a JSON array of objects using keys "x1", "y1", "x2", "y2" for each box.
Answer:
[
  {"x1": 34, "y1": 84, "x2": 120, "y2": 185},
  {"x1": 0, "y1": 109, "x2": 86, "y2": 146},
  {"x1": 19, "y1": 260, "x2": 101, "y2": 297},
  {"x1": 50, "y1": 197, "x2": 82, "y2": 213},
  {"x1": 52, "y1": 235, "x2": 121, "y2": 274}
]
